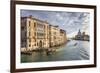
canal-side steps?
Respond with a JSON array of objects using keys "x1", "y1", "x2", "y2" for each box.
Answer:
[
  {"x1": 21, "y1": 43, "x2": 67, "y2": 55},
  {"x1": 21, "y1": 47, "x2": 58, "y2": 55},
  {"x1": 21, "y1": 51, "x2": 32, "y2": 55}
]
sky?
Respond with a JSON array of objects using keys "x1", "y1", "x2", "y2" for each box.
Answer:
[{"x1": 21, "y1": 10, "x2": 90, "y2": 38}]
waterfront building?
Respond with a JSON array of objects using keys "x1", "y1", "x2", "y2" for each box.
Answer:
[
  {"x1": 82, "y1": 32, "x2": 89, "y2": 41},
  {"x1": 59, "y1": 29, "x2": 67, "y2": 45},
  {"x1": 49, "y1": 25, "x2": 60, "y2": 47},
  {"x1": 21, "y1": 15, "x2": 49, "y2": 51},
  {"x1": 76, "y1": 29, "x2": 82, "y2": 40},
  {"x1": 75, "y1": 29, "x2": 89, "y2": 41},
  {"x1": 21, "y1": 15, "x2": 67, "y2": 51}
]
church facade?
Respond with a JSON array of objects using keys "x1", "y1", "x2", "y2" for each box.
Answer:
[{"x1": 75, "y1": 29, "x2": 89, "y2": 41}]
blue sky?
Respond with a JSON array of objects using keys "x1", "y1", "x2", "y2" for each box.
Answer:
[{"x1": 21, "y1": 10, "x2": 90, "y2": 38}]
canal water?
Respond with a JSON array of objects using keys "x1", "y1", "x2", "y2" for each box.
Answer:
[{"x1": 21, "y1": 40, "x2": 90, "y2": 63}]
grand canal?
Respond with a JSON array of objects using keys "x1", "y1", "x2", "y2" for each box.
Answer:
[{"x1": 21, "y1": 40, "x2": 90, "y2": 63}]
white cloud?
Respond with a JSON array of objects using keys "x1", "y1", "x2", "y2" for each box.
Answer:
[
  {"x1": 21, "y1": 10, "x2": 90, "y2": 36},
  {"x1": 67, "y1": 31, "x2": 77, "y2": 38}
]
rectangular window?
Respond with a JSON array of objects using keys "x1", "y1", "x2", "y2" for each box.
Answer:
[
  {"x1": 29, "y1": 44, "x2": 31, "y2": 47},
  {"x1": 29, "y1": 21, "x2": 31, "y2": 27},
  {"x1": 34, "y1": 22, "x2": 36, "y2": 27},
  {"x1": 21, "y1": 26, "x2": 24, "y2": 30},
  {"x1": 34, "y1": 43, "x2": 36, "y2": 46}
]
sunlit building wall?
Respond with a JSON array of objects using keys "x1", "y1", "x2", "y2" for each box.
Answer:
[{"x1": 21, "y1": 15, "x2": 67, "y2": 51}]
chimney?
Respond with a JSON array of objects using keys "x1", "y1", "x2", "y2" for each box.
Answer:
[{"x1": 29, "y1": 15, "x2": 32, "y2": 18}]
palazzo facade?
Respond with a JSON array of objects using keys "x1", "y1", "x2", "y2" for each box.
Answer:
[{"x1": 21, "y1": 15, "x2": 67, "y2": 51}]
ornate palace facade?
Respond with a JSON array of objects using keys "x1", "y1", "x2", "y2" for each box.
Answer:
[{"x1": 21, "y1": 15, "x2": 67, "y2": 51}]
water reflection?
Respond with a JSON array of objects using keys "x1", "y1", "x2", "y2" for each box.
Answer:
[{"x1": 21, "y1": 40, "x2": 90, "y2": 63}]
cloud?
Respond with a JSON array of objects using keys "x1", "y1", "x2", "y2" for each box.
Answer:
[
  {"x1": 21, "y1": 10, "x2": 90, "y2": 37},
  {"x1": 67, "y1": 31, "x2": 77, "y2": 38}
]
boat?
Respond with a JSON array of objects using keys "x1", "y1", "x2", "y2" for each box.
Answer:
[
  {"x1": 21, "y1": 52, "x2": 32, "y2": 55},
  {"x1": 74, "y1": 43, "x2": 77, "y2": 46},
  {"x1": 46, "y1": 48, "x2": 56, "y2": 55}
]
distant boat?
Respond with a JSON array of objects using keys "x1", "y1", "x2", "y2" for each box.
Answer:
[{"x1": 74, "y1": 43, "x2": 77, "y2": 46}]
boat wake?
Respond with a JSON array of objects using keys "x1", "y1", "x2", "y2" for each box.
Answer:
[{"x1": 79, "y1": 48, "x2": 89, "y2": 60}]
